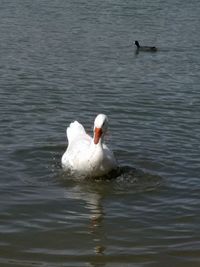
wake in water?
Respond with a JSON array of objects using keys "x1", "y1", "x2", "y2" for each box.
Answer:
[
  {"x1": 59, "y1": 165, "x2": 163, "y2": 193},
  {"x1": 12, "y1": 144, "x2": 163, "y2": 193}
]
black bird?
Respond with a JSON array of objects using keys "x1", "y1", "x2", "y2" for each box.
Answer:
[{"x1": 135, "y1": 40, "x2": 157, "y2": 52}]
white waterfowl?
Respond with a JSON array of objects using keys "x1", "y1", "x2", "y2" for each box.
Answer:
[{"x1": 61, "y1": 114, "x2": 117, "y2": 178}]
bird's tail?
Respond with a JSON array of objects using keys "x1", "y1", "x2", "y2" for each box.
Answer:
[{"x1": 66, "y1": 121, "x2": 86, "y2": 145}]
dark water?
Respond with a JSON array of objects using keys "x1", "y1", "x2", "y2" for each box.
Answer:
[{"x1": 1, "y1": 0, "x2": 200, "y2": 266}]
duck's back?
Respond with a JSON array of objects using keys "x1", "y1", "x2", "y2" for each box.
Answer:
[
  {"x1": 67, "y1": 121, "x2": 90, "y2": 145},
  {"x1": 62, "y1": 121, "x2": 92, "y2": 169}
]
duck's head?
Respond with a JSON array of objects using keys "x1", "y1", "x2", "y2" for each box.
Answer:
[
  {"x1": 93, "y1": 114, "x2": 108, "y2": 145},
  {"x1": 135, "y1": 40, "x2": 140, "y2": 48}
]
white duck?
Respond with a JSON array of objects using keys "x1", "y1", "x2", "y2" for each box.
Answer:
[{"x1": 61, "y1": 114, "x2": 117, "y2": 178}]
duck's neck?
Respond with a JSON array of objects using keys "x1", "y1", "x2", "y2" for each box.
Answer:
[
  {"x1": 90, "y1": 137, "x2": 104, "y2": 163},
  {"x1": 135, "y1": 41, "x2": 140, "y2": 48}
]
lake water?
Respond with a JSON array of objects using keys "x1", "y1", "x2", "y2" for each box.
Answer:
[{"x1": 0, "y1": 0, "x2": 200, "y2": 266}]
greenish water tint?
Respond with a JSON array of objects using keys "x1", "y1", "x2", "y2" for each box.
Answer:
[{"x1": 0, "y1": 0, "x2": 200, "y2": 266}]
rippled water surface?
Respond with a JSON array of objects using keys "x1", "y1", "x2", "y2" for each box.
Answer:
[{"x1": 1, "y1": 0, "x2": 200, "y2": 266}]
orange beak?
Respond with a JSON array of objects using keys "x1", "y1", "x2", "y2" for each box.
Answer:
[{"x1": 94, "y1": 127, "x2": 103, "y2": 144}]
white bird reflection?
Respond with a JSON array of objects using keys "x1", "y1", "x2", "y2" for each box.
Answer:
[{"x1": 62, "y1": 179, "x2": 111, "y2": 265}]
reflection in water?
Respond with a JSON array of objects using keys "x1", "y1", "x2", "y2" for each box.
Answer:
[
  {"x1": 87, "y1": 193, "x2": 106, "y2": 267},
  {"x1": 59, "y1": 163, "x2": 163, "y2": 266},
  {"x1": 87, "y1": 194, "x2": 105, "y2": 256},
  {"x1": 74, "y1": 183, "x2": 107, "y2": 256},
  {"x1": 60, "y1": 175, "x2": 109, "y2": 267},
  {"x1": 60, "y1": 165, "x2": 162, "y2": 267}
]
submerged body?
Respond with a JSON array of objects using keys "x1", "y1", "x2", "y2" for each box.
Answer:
[{"x1": 61, "y1": 114, "x2": 117, "y2": 178}]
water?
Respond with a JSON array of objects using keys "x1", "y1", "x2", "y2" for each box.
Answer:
[{"x1": 0, "y1": 0, "x2": 200, "y2": 266}]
